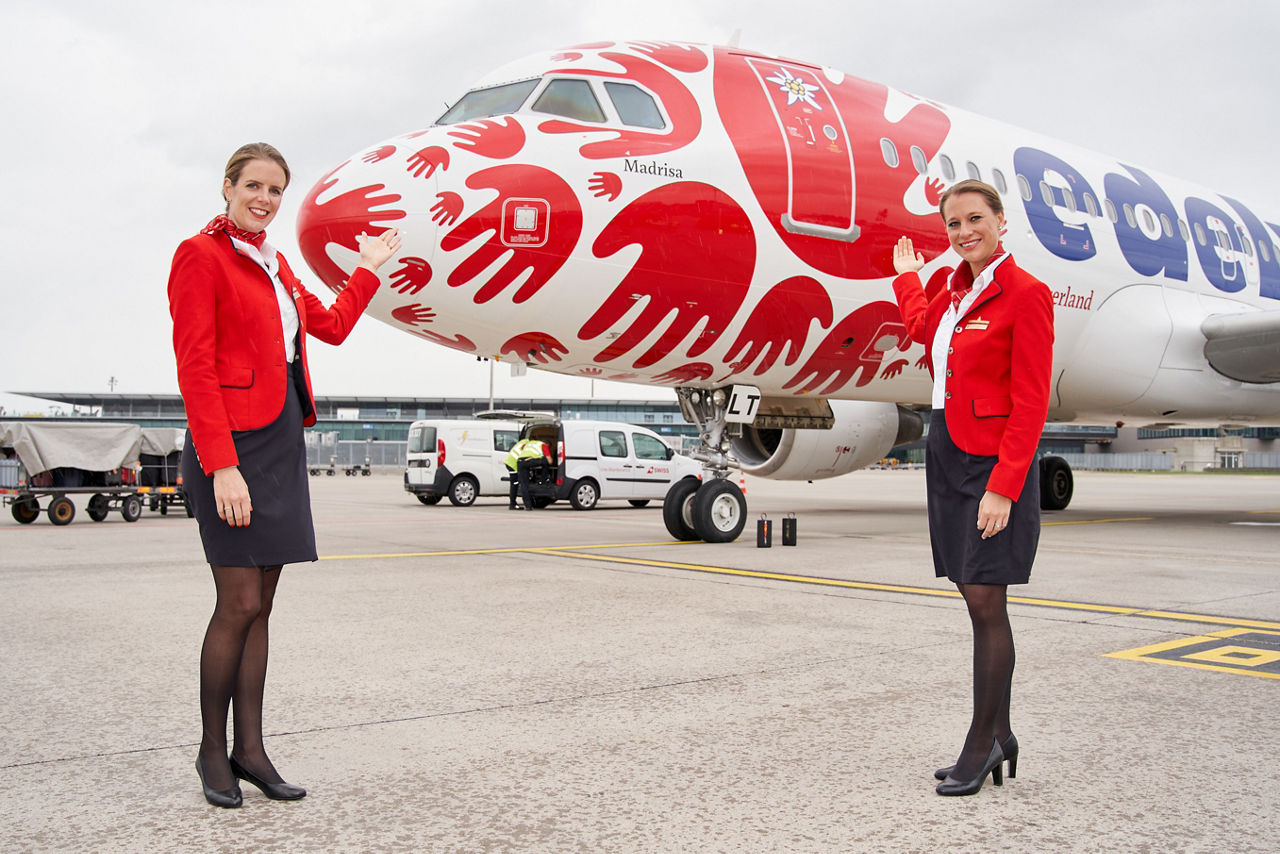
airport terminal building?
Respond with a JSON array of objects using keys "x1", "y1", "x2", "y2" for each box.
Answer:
[{"x1": 7, "y1": 392, "x2": 1279, "y2": 472}]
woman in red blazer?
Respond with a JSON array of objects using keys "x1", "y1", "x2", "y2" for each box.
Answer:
[
  {"x1": 170, "y1": 143, "x2": 400, "y2": 807},
  {"x1": 892, "y1": 179, "x2": 1054, "y2": 796}
]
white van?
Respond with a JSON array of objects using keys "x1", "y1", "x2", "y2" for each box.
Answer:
[
  {"x1": 404, "y1": 419, "x2": 521, "y2": 506},
  {"x1": 488, "y1": 413, "x2": 703, "y2": 510}
]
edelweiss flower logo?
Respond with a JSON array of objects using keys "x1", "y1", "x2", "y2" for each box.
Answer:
[{"x1": 765, "y1": 67, "x2": 822, "y2": 109}]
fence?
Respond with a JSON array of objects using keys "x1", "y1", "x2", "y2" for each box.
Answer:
[
  {"x1": 306, "y1": 438, "x2": 408, "y2": 469},
  {"x1": 1051, "y1": 453, "x2": 1175, "y2": 471}
]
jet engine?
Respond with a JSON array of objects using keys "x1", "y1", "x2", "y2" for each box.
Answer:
[{"x1": 730, "y1": 401, "x2": 924, "y2": 480}]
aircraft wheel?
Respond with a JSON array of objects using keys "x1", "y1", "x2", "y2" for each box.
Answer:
[
  {"x1": 628, "y1": 499, "x2": 650, "y2": 508},
  {"x1": 692, "y1": 479, "x2": 747, "y2": 543},
  {"x1": 448, "y1": 475, "x2": 478, "y2": 506},
  {"x1": 416, "y1": 494, "x2": 443, "y2": 505},
  {"x1": 662, "y1": 478, "x2": 702, "y2": 541},
  {"x1": 569, "y1": 479, "x2": 599, "y2": 511},
  {"x1": 12, "y1": 497, "x2": 39, "y2": 524},
  {"x1": 120, "y1": 495, "x2": 142, "y2": 522},
  {"x1": 87, "y1": 494, "x2": 110, "y2": 522},
  {"x1": 1040, "y1": 456, "x2": 1074, "y2": 511},
  {"x1": 48, "y1": 496, "x2": 76, "y2": 526}
]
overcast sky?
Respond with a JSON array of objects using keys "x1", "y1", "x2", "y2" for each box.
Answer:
[{"x1": 3, "y1": 0, "x2": 1277, "y2": 412}]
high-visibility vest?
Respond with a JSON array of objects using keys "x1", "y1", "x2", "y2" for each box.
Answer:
[{"x1": 504, "y1": 438, "x2": 548, "y2": 470}]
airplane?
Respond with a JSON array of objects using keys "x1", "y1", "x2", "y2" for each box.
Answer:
[{"x1": 294, "y1": 39, "x2": 1280, "y2": 543}]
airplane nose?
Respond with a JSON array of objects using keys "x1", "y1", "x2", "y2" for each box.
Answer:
[{"x1": 296, "y1": 142, "x2": 436, "y2": 295}]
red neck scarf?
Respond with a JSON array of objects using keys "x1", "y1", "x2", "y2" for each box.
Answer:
[
  {"x1": 201, "y1": 214, "x2": 266, "y2": 248},
  {"x1": 949, "y1": 246, "x2": 1006, "y2": 311}
]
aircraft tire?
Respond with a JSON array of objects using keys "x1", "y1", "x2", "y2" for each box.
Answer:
[
  {"x1": 1040, "y1": 456, "x2": 1074, "y2": 511},
  {"x1": 692, "y1": 478, "x2": 747, "y2": 544},
  {"x1": 662, "y1": 478, "x2": 702, "y2": 540}
]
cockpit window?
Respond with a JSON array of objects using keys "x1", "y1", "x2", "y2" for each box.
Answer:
[
  {"x1": 532, "y1": 79, "x2": 605, "y2": 123},
  {"x1": 604, "y1": 82, "x2": 665, "y2": 129},
  {"x1": 437, "y1": 79, "x2": 539, "y2": 125}
]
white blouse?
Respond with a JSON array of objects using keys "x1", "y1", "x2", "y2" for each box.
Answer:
[
  {"x1": 930, "y1": 254, "x2": 1009, "y2": 410},
  {"x1": 231, "y1": 237, "x2": 300, "y2": 363}
]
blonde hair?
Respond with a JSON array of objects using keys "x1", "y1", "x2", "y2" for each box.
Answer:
[{"x1": 939, "y1": 178, "x2": 1003, "y2": 220}]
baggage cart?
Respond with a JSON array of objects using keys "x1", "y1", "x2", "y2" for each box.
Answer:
[{"x1": 1, "y1": 422, "x2": 147, "y2": 525}]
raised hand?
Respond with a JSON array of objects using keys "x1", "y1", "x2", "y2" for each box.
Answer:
[
  {"x1": 388, "y1": 256, "x2": 432, "y2": 294},
  {"x1": 357, "y1": 228, "x2": 402, "y2": 273},
  {"x1": 407, "y1": 146, "x2": 450, "y2": 178},
  {"x1": 893, "y1": 236, "x2": 925, "y2": 275}
]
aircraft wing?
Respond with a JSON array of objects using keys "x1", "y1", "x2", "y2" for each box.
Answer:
[{"x1": 1202, "y1": 311, "x2": 1280, "y2": 384}]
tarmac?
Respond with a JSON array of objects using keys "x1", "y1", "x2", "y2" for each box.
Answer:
[{"x1": 1, "y1": 468, "x2": 1277, "y2": 853}]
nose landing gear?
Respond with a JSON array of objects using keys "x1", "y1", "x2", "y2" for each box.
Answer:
[{"x1": 663, "y1": 388, "x2": 748, "y2": 543}]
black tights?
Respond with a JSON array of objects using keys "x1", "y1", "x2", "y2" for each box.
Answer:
[
  {"x1": 198, "y1": 564, "x2": 284, "y2": 790},
  {"x1": 951, "y1": 582, "x2": 1014, "y2": 780}
]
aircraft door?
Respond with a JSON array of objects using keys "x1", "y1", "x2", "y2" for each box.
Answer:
[{"x1": 744, "y1": 58, "x2": 859, "y2": 243}]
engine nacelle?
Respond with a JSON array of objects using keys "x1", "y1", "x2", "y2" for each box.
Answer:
[{"x1": 730, "y1": 401, "x2": 923, "y2": 480}]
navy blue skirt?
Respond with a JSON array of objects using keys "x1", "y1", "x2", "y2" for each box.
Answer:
[
  {"x1": 181, "y1": 363, "x2": 317, "y2": 567},
  {"x1": 925, "y1": 409, "x2": 1039, "y2": 585}
]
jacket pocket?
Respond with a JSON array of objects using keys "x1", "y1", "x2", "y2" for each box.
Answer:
[
  {"x1": 217, "y1": 367, "x2": 255, "y2": 389},
  {"x1": 972, "y1": 396, "x2": 1012, "y2": 418}
]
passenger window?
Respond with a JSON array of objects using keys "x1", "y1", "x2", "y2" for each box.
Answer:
[
  {"x1": 1141, "y1": 208, "x2": 1156, "y2": 233},
  {"x1": 437, "y1": 79, "x2": 539, "y2": 125},
  {"x1": 991, "y1": 168, "x2": 1007, "y2": 195},
  {"x1": 1016, "y1": 173, "x2": 1032, "y2": 201},
  {"x1": 604, "y1": 82, "x2": 665, "y2": 129},
  {"x1": 965, "y1": 161, "x2": 980, "y2": 180},
  {"x1": 1260, "y1": 240, "x2": 1271, "y2": 262},
  {"x1": 1160, "y1": 213, "x2": 1174, "y2": 237},
  {"x1": 939, "y1": 154, "x2": 955, "y2": 181},
  {"x1": 493, "y1": 430, "x2": 518, "y2": 453},
  {"x1": 599, "y1": 430, "x2": 627, "y2": 458},
  {"x1": 1083, "y1": 193, "x2": 1099, "y2": 217},
  {"x1": 632, "y1": 433, "x2": 669, "y2": 461},
  {"x1": 1061, "y1": 186, "x2": 1077, "y2": 213},
  {"x1": 1193, "y1": 222, "x2": 1207, "y2": 246},
  {"x1": 1104, "y1": 199, "x2": 1118, "y2": 223},
  {"x1": 880, "y1": 138, "x2": 899, "y2": 168},
  {"x1": 1039, "y1": 181, "x2": 1054, "y2": 206},
  {"x1": 1123, "y1": 203, "x2": 1137, "y2": 228},
  {"x1": 1178, "y1": 219, "x2": 1190, "y2": 241},
  {"x1": 910, "y1": 145, "x2": 928, "y2": 175},
  {"x1": 532, "y1": 79, "x2": 606, "y2": 123}
]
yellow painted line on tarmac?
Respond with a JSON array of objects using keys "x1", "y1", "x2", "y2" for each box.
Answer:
[{"x1": 319, "y1": 522, "x2": 1280, "y2": 632}]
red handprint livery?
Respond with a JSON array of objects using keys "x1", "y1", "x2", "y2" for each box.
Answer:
[
  {"x1": 725, "y1": 276, "x2": 834, "y2": 376},
  {"x1": 713, "y1": 47, "x2": 951, "y2": 279},
  {"x1": 579, "y1": 182, "x2": 755, "y2": 369},
  {"x1": 447, "y1": 118, "x2": 526, "y2": 160},
  {"x1": 501, "y1": 331, "x2": 569, "y2": 364},
  {"x1": 295, "y1": 164, "x2": 407, "y2": 295},
  {"x1": 441, "y1": 164, "x2": 582, "y2": 304},
  {"x1": 783, "y1": 301, "x2": 912, "y2": 395},
  {"x1": 387, "y1": 257, "x2": 432, "y2": 295}
]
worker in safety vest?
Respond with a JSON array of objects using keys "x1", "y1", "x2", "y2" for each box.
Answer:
[{"x1": 504, "y1": 437, "x2": 551, "y2": 510}]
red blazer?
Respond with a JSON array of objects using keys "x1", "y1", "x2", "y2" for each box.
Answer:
[
  {"x1": 892, "y1": 256, "x2": 1054, "y2": 500},
  {"x1": 168, "y1": 233, "x2": 380, "y2": 475}
]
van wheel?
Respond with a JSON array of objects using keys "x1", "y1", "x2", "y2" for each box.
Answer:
[
  {"x1": 417, "y1": 494, "x2": 443, "y2": 505},
  {"x1": 448, "y1": 476, "x2": 478, "y2": 507},
  {"x1": 628, "y1": 499, "x2": 650, "y2": 508},
  {"x1": 662, "y1": 478, "x2": 702, "y2": 540},
  {"x1": 692, "y1": 479, "x2": 747, "y2": 543},
  {"x1": 569, "y1": 479, "x2": 599, "y2": 510}
]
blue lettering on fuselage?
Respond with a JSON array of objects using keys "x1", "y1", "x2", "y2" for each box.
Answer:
[
  {"x1": 1185, "y1": 196, "x2": 1245, "y2": 293},
  {"x1": 1104, "y1": 164, "x2": 1187, "y2": 281},
  {"x1": 1014, "y1": 147, "x2": 1097, "y2": 262},
  {"x1": 1014, "y1": 145, "x2": 1278, "y2": 302}
]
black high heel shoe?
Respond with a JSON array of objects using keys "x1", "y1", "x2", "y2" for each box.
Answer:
[
  {"x1": 229, "y1": 755, "x2": 307, "y2": 801},
  {"x1": 195, "y1": 755, "x2": 242, "y2": 808},
  {"x1": 935, "y1": 739, "x2": 1004, "y2": 796},
  {"x1": 935, "y1": 733, "x2": 1018, "y2": 780}
]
